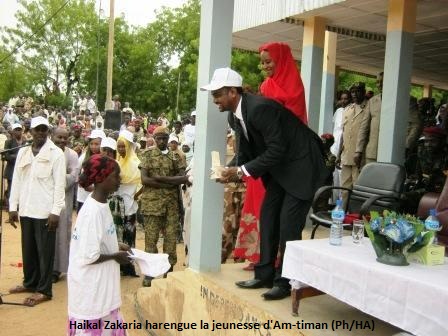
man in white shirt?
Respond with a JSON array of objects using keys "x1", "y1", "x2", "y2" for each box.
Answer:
[
  {"x1": 86, "y1": 95, "x2": 96, "y2": 114},
  {"x1": 183, "y1": 110, "x2": 196, "y2": 145},
  {"x1": 8, "y1": 116, "x2": 66, "y2": 306},
  {"x1": 3, "y1": 107, "x2": 20, "y2": 125}
]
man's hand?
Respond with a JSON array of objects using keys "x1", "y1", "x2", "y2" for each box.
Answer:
[
  {"x1": 114, "y1": 251, "x2": 131, "y2": 265},
  {"x1": 8, "y1": 211, "x2": 18, "y2": 229},
  {"x1": 217, "y1": 167, "x2": 241, "y2": 184},
  {"x1": 118, "y1": 242, "x2": 131, "y2": 252},
  {"x1": 47, "y1": 214, "x2": 60, "y2": 231},
  {"x1": 353, "y1": 152, "x2": 362, "y2": 168}
]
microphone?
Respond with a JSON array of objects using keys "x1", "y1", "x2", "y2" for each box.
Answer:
[{"x1": 0, "y1": 141, "x2": 33, "y2": 155}]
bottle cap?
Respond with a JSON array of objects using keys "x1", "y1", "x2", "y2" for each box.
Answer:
[
  {"x1": 430, "y1": 209, "x2": 437, "y2": 216},
  {"x1": 336, "y1": 199, "x2": 343, "y2": 206}
]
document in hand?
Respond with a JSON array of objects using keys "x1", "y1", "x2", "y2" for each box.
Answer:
[
  {"x1": 210, "y1": 151, "x2": 224, "y2": 179},
  {"x1": 129, "y1": 249, "x2": 171, "y2": 277}
]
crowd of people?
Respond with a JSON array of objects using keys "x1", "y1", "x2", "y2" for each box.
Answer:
[{"x1": 1, "y1": 39, "x2": 447, "y2": 335}]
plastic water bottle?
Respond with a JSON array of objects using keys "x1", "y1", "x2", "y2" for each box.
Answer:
[
  {"x1": 425, "y1": 208, "x2": 440, "y2": 244},
  {"x1": 330, "y1": 199, "x2": 345, "y2": 245}
]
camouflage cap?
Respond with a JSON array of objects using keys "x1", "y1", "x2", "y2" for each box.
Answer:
[{"x1": 153, "y1": 126, "x2": 169, "y2": 135}]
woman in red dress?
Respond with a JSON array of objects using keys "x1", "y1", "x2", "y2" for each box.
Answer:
[{"x1": 233, "y1": 42, "x2": 307, "y2": 269}]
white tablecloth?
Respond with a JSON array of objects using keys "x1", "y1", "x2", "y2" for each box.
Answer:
[{"x1": 282, "y1": 237, "x2": 448, "y2": 336}]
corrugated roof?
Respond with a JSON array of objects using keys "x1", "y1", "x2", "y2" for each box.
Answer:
[{"x1": 233, "y1": 0, "x2": 346, "y2": 31}]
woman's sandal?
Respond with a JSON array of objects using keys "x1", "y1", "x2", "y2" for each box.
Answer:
[
  {"x1": 9, "y1": 285, "x2": 35, "y2": 294},
  {"x1": 23, "y1": 293, "x2": 51, "y2": 307}
]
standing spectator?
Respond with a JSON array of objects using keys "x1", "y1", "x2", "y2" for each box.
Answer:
[
  {"x1": 139, "y1": 127, "x2": 189, "y2": 287},
  {"x1": 8, "y1": 116, "x2": 66, "y2": 306},
  {"x1": 4, "y1": 123, "x2": 24, "y2": 203},
  {"x1": 168, "y1": 135, "x2": 186, "y2": 166},
  {"x1": 331, "y1": 90, "x2": 351, "y2": 157},
  {"x1": 157, "y1": 113, "x2": 170, "y2": 128},
  {"x1": 78, "y1": 94, "x2": 87, "y2": 112},
  {"x1": 67, "y1": 154, "x2": 131, "y2": 335},
  {"x1": 115, "y1": 130, "x2": 141, "y2": 277},
  {"x1": 147, "y1": 118, "x2": 157, "y2": 135},
  {"x1": 77, "y1": 129, "x2": 105, "y2": 211},
  {"x1": 132, "y1": 118, "x2": 145, "y2": 142},
  {"x1": 86, "y1": 95, "x2": 96, "y2": 114},
  {"x1": 355, "y1": 72, "x2": 384, "y2": 166},
  {"x1": 181, "y1": 142, "x2": 194, "y2": 166},
  {"x1": 331, "y1": 90, "x2": 351, "y2": 199},
  {"x1": 3, "y1": 107, "x2": 20, "y2": 125},
  {"x1": 68, "y1": 124, "x2": 85, "y2": 156},
  {"x1": 51, "y1": 127, "x2": 79, "y2": 283},
  {"x1": 258, "y1": 42, "x2": 307, "y2": 124},
  {"x1": 0, "y1": 126, "x2": 8, "y2": 150},
  {"x1": 112, "y1": 95, "x2": 121, "y2": 112},
  {"x1": 339, "y1": 82, "x2": 368, "y2": 199},
  {"x1": 100, "y1": 137, "x2": 117, "y2": 159},
  {"x1": 120, "y1": 113, "x2": 131, "y2": 131},
  {"x1": 122, "y1": 102, "x2": 134, "y2": 117},
  {"x1": 183, "y1": 111, "x2": 196, "y2": 145},
  {"x1": 92, "y1": 111, "x2": 104, "y2": 130},
  {"x1": 171, "y1": 120, "x2": 185, "y2": 144}
]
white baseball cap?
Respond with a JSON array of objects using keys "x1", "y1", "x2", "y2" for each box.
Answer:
[
  {"x1": 11, "y1": 123, "x2": 23, "y2": 130},
  {"x1": 118, "y1": 129, "x2": 134, "y2": 143},
  {"x1": 168, "y1": 135, "x2": 179, "y2": 143},
  {"x1": 30, "y1": 116, "x2": 49, "y2": 129},
  {"x1": 87, "y1": 129, "x2": 106, "y2": 139},
  {"x1": 200, "y1": 67, "x2": 243, "y2": 91},
  {"x1": 191, "y1": 110, "x2": 197, "y2": 116},
  {"x1": 100, "y1": 137, "x2": 117, "y2": 150}
]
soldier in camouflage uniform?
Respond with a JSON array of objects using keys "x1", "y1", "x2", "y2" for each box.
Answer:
[{"x1": 139, "y1": 126, "x2": 189, "y2": 287}]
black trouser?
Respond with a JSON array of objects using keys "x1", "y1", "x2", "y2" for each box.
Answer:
[
  {"x1": 121, "y1": 214, "x2": 137, "y2": 276},
  {"x1": 20, "y1": 216, "x2": 56, "y2": 297},
  {"x1": 254, "y1": 179, "x2": 311, "y2": 289}
]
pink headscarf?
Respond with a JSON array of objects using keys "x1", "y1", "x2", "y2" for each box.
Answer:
[{"x1": 259, "y1": 42, "x2": 307, "y2": 124}]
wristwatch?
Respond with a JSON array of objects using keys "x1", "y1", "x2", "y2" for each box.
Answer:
[{"x1": 236, "y1": 167, "x2": 244, "y2": 179}]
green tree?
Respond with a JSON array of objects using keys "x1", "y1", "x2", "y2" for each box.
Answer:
[
  {"x1": 2, "y1": 0, "x2": 98, "y2": 97},
  {"x1": 0, "y1": 47, "x2": 31, "y2": 101}
]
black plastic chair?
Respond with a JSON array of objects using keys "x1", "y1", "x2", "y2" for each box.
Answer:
[{"x1": 310, "y1": 162, "x2": 406, "y2": 239}]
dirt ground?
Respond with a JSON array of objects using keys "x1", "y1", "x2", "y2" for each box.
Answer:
[{"x1": 0, "y1": 213, "x2": 187, "y2": 336}]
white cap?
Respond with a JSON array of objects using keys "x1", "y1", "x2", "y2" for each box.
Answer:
[
  {"x1": 87, "y1": 129, "x2": 106, "y2": 139},
  {"x1": 100, "y1": 137, "x2": 117, "y2": 150},
  {"x1": 30, "y1": 116, "x2": 49, "y2": 129},
  {"x1": 200, "y1": 67, "x2": 243, "y2": 91},
  {"x1": 11, "y1": 123, "x2": 22, "y2": 130},
  {"x1": 191, "y1": 110, "x2": 197, "y2": 116},
  {"x1": 119, "y1": 129, "x2": 134, "y2": 143},
  {"x1": 168, "y1": 135, "x2": 179, "y2": 143}
]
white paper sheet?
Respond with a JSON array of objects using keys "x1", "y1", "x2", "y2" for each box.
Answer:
[
  {"x1": 129, "y1": 249, "x2": 171, "y2": 277},
  {"x1": 210, "y1": 151, "x2": 224, "y2": 179}
]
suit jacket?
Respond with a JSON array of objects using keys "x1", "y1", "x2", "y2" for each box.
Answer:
[
  {"x1": 341, "y1": 100, "x2": 368, "y2": 166},
  {"x1": 228, "y1": 93, "x2": 328, "y2": 201},
  {"x1": 355, "y1": 94, "x2": 381, "y2": 160}
]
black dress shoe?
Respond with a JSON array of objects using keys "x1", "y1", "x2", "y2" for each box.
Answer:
[
  {"x1": 261, "y1": 286, "x2": 291, "y2": 300},
  {"x1": 235, "y1": 278, "x2": 273, "y2": 289}
]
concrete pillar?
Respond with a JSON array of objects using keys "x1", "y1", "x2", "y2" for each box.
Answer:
[
  {"x1": 319, "y1": 30, "x2": 337, "y2": 134},
  {"x1": 423, "y1": 84, "x2": 433, "y2": 98},
  {"x1": 188, "y1": 0, "x2": 234, "y2": 272},
  {"x1": 301, "y1": 16, "x2": 326, "y2": 132},
  {"x1": 377, "y1": 0, "x2": 416, "y2": 164}
]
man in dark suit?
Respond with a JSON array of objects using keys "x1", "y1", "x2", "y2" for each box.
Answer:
[{"x1": 201, "y1": 68, "x2": 328, "y2": 300}]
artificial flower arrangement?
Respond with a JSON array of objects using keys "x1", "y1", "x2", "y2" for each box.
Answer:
[{"x1": 364, "y1": 210, "x2": 434, "y2": 266}]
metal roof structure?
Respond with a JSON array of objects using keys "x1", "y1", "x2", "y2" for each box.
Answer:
[{"x1": 232, "y1": 0, "x2": 448, "y2": 90}]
